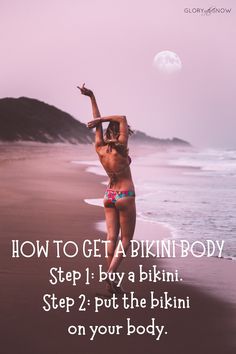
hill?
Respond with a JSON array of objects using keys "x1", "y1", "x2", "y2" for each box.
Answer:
[
  {"x1": 130, "y1": 130, "x2": 190, "y2": 147},
  {"x1": 0, "y1": 97, "x2": 191, "y2": 147},
  {"x1": 0, "y1": 97, "x2": 93, "y2": 144}
]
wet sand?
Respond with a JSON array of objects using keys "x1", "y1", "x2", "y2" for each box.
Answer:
[{"x1": 0, "y1": 143, "x2": 235, "y2": 354}]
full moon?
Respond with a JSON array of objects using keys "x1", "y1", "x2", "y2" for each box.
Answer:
[{"x1": 153, "y1": 50, "x2": 182, "y2": 74}]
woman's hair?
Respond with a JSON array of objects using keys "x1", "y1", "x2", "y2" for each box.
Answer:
[
  {"x1": 105, "y1": 121, "x2": 134, "y2": 140},
  {"x1": 104, "y1": 121, "x2": 134, "y2": 157},
  {"x1": 105, "y1": 121, "x2": 120, "y2": 140}
]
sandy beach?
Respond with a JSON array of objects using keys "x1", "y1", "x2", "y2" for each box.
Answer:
[{"x1": 0, "y1": 143, "x2": 236, "y2": 354}]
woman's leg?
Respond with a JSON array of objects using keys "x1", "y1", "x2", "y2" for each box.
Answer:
[
  {"x1": 107, "y1": 197, "x2": 136, "y2": 274},
  {"x1": 104, "y1": 202, "x2": 120, "y2": 269}
]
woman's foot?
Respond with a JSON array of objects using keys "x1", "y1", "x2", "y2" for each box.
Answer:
[
  {"x1": 106, "y1": 281, "x2": 114, "y2": 294},
  {"x1": 111, "y1": 280, "x2": 126, "y2": 295},
  {"x1": 106, "y1": 278, "x2": 125, "y2": 295}
]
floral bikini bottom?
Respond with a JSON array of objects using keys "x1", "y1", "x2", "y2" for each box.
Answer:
[{"x1": 104, "y1": 188, "x2": 135, "y2": 204}]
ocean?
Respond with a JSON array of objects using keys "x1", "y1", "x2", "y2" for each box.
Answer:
[{"x1": 72, "y1": 147, "x2": 236, "y2": 261}]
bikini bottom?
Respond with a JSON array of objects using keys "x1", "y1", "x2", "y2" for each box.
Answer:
[{"x1": 104, "y1": 188, "x2": 135, "y2": 204}]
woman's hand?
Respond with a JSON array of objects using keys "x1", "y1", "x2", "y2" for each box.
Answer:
[
  {"x1": 77, "y1": 83, "x2": 94, "y2": 97},
  {"x1": 87, "y1": 118, "x2": 101, "y2": 129}
]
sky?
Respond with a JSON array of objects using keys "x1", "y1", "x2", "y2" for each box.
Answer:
[{"x1": 0, "y1": 0, "x2": 235, "y2": 148}]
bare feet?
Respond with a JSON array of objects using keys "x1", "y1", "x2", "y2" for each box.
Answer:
[
  {"x1": 106, "y1": 281, "x2": 113, "y2": 294},
  {"x1": 106, "y1": 278, "x2": 126, "y2": 295}
]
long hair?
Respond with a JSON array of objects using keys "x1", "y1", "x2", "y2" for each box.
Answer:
[
  {"x1": 105, "y1": 121, "x2": 134, "y2": 140},
  {"x1": 104, "y1": 121, "x2": 133, "y2": 156}
]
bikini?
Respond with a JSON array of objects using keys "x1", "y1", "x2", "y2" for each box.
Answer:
[
  {"x1": 104, "y1": 147, "x2": 135, "y2": 204},
  {"x1": 104, "y1": 188, "x2": 135, "y2": 204}
]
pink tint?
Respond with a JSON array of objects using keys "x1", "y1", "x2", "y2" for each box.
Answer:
[{"x1": 0, "y1": 0, "x2": 235, "y2": 148}]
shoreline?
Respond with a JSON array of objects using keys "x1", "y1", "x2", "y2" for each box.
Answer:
[
  {"x1": 81, "y1": 156, "x2": 236, "y2": 262},
  {"x1": 79, "y1": 147, "x2": 236, "y2": 307},
  {"x1": 84, "y1": 198, "x2": 236, "y2": 306},
  {"x1": 1, "y1": 143, "x2": 235, "y2": 354}
]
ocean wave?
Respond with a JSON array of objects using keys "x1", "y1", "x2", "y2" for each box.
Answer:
[
  {"x1": 71, "y1": 160, "x2": 99, "y2": 165},
  {"x1": 168, "y1": 148, "x2": 236, "y2": 176},
  {"x1": 137, "y1": 211, "x2": 179, "y2": 238},
  {"x1": 84, "y1": 198, "x2": 103, "y2": 207},
  {"x1": 79, "y1": 148, "x2": 236, "y2": 261}
]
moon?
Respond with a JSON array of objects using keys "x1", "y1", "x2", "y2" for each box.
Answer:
[{"x1": 153, "y1": 50, "x2": 182, "y2": 74}]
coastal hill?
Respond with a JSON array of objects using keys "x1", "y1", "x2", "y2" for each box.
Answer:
[
  {"x1": 129, "y1": 130, "x2": 190, "y2": 147},
  {"x1": 0, "y1": 97, "x2": 93, "y2": 144},
  {"x1": 0, "y1": 97, "x2": 191, "y2": 147}
]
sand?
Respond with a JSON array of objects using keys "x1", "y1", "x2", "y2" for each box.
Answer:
[{"x1": 0, "y1": 142, "x2": 235, "y2": 354}]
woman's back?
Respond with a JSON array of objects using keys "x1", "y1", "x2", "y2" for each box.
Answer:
[{"x1": 97, "y1": 144, "x2": 134, "y2": 190}]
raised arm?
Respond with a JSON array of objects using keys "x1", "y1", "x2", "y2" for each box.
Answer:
[
  {"x1": 77, "y1": 84, "x2": 104, "y2": 148},
  {"x1": 87, "y1": 115, "x2": 128, "y2": 145}
]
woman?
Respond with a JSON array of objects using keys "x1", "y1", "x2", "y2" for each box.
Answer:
[{"x1": 78, "y1": 84, "x2": 136, "y2": 294}]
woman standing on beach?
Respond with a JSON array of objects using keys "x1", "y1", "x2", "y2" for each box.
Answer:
[{"x1": 78, "y1": 84, "x2": 136, "y2": 294}]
